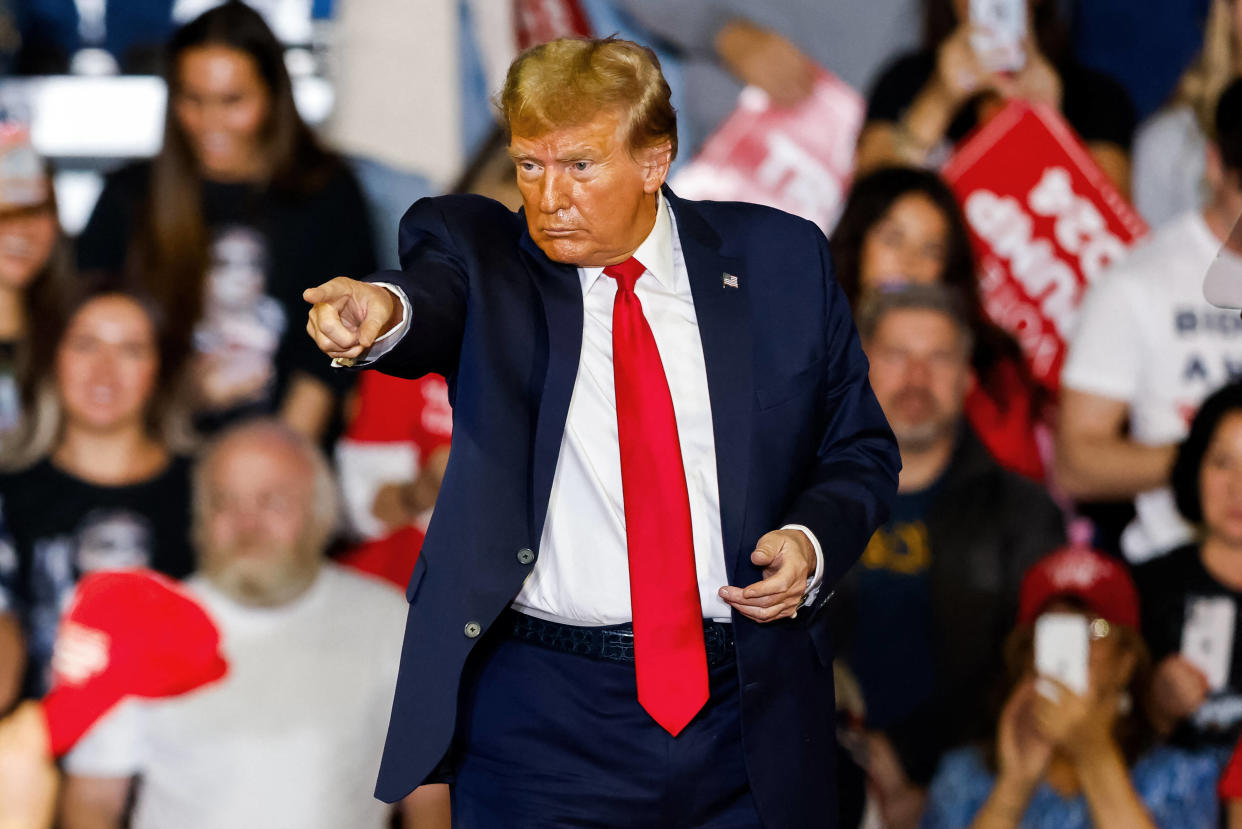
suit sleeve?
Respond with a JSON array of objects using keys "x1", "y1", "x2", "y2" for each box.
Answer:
[
  {"x1": 780, "y1": 231, "x2": 900, "y2": 607},
  {"x1": 362, "y1": 198, "x2": 470, "y2": 381}
]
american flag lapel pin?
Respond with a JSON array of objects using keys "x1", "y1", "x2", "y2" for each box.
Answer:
[{"x1": 722, "y1": 272, "x2": 739, "y2": 289}]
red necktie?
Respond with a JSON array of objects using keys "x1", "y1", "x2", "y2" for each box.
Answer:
[{"x1": 604, "y1": 256, "x2": 708, "y2": 736}]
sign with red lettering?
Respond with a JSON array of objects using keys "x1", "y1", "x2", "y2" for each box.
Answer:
[
  {"x1": 513, "y1": 0, "x2": 592, "y2": 50},
  {"x1": 670, "y1": 68, "x2": 864, "y2": 232},
  {"x1": 943, "y1": 101, "x2": 1148, "y2": 392}
]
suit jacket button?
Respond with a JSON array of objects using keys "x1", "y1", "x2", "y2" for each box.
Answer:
[
  {"x1": 517, "y1": 547, "x2": 535, "y2": 565},
  {"x1": 464, "y1": 621, "x2": 482, "y2": 639}
]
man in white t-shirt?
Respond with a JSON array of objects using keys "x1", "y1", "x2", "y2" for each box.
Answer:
[
  {"x1": 1058, "y1": 79, "x2": 1242, "y2": 564},
  {"x1": 57, "y1": 420, "x2": 449, "y2": 829}
]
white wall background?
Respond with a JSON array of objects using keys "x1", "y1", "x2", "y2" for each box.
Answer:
[{"x1": 327, "y1": 0, "x2": 464, "y2": 189}]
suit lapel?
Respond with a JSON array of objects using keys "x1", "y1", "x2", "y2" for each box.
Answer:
[
  {"x1": 667, "y1": 192, "x2": 754, "y2": 575},
  {"x1": 519, "y1": 195, "x2": 755, "y2": 573},
  {"x1": 520, "y1": 221, "x2": 584, "y2": 545}
]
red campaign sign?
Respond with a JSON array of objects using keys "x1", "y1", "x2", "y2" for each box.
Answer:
[
  {"x1": 670, "y1": 68, "x2": 864, "y2": 232},
  {"x1": 942, "y1": 101, "x2": 1148, "y2": 393},
  {"x1": 513, "y1": 0, "x2": 592, "y2": 50}
]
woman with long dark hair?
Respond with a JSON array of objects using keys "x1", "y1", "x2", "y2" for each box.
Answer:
[
  {"x1": 831, "y1": 165, "x2": 1044, "y2": 480},
  {"x1": 854, "y1": 0, "x2": 1135, "y2": 196},
  {"x1": 76, "y1": 1, "x2": 376, "y2": 441}
]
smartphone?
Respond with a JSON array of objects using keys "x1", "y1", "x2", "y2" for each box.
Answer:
[
  {"x1": 1034, "y1": 612, "x2": 1089, "y2": 697},
  {"x1": 969, "y1": 0, "x2": 1027, "y2": 73},
  {"x1": 1181, "y1": 596, "x2": 1236, "y2": 692}
]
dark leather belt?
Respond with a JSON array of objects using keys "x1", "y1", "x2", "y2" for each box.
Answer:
[{"x1": 505, "y1": 610, "x2": 735, "y2": 667}]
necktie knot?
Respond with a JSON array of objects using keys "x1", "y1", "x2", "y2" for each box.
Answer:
[{"x1": 603, "y1": 257, "x2": 646, "y2": 293}]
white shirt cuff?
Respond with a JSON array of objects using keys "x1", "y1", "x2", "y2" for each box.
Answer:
[
  {"x1": 330, "y1": 282, "x2": 412, "y2": 368},
  {"x1": 781, "y1": 524, "x2": 824, "y2": 606}
]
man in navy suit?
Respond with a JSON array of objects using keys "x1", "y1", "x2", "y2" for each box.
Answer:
[{"x1": 305, "y1": 36, "x2": 898, "y2": 828}]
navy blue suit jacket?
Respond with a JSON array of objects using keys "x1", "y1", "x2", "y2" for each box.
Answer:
[{"x1": 368, "y1": 188, "x2": 899, "y2": 827}]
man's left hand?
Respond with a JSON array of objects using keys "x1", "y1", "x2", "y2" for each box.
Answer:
[{"x1": 718, "y1": 529, "x2": 814, "y2": 623}]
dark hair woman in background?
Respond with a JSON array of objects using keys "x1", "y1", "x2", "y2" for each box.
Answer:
[
  {"x1": 76, "y1": 0, "x2": 376, "y2": 442},
  {"x1": 831, "y1": 165, "x2": 1044, "y2": 480}
]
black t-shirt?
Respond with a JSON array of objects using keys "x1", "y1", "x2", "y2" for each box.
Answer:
[
  {"x1": 0, "y1": 456, "x2": 195, "y2": 696},
  {"x1": 1134, "y1": 544, "x2": 1242, "y2": 750},
  {"x1": 866, "y1": 49, "x2": 1137, "y2": 151},
  {"x1": 76, "y1": 161, "x2": 377, "y2": 433},
  {"x1": 849, "y1": 478, "x2": 944, "y2": 730}
]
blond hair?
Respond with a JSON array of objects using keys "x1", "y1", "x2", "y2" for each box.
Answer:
[
  {"x1": 499, "y1": 36, "x2": 678, "y2": 161},
  {"x1": 1175, "y1": 0, "x2": 1241, "y2": 136}
]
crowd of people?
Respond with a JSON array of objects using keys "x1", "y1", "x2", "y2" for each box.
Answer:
[{"x1": 1, "y1": 0, "x2": 1242, "y2": 826}]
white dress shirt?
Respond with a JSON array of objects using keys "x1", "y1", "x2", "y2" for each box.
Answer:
[{"x1": 358, "y1": 194, "x2": 822, "y2": 625}]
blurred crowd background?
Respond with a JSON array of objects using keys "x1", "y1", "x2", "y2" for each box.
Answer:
[{"x1": 5, "y1": 0, "x2": 1242, "y2": 826}]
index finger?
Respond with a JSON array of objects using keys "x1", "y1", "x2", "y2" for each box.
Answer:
[{"x1": 302, "y1": 276, "x2": 354, "y2": 306}]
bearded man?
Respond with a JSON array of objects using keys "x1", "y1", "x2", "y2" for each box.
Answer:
[
  {"x1": 58, "y1": 420, "x2": 448, "y2": 829},
  {"x1": 839, "y1": 284, "x2": 1065, "y2": 827}
]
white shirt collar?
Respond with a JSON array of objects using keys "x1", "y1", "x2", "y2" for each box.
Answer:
[{"x1": 578, "y1": 190, "x2": 674, "y2": 292}]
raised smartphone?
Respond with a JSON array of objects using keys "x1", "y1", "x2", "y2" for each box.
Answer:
[
  {"x1": 970, "y1": 0, "x2": 1027, "y2": 73},
  {"x1": 1034, "y1": 612, "x2": 1089, "y2": 697}
]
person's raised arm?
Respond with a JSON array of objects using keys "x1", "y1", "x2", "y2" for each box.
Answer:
[
  {"x1": 1055, "y1": 388, "x2": 1177, "y2": 500},
  {"x1": 1033, "y1": 678, "x2": 1157, "y2": 829},
  {"x1": 856, "y1": 25, "x2": 998, "y2": 174},
  {"x1": 1072, "y1": 745, "x2": 1158, "y2": 829},
  {"x1": 969, "y1": 682, "x2": 1051, "y2": 829},
  {"x1": 712, "y1": 19, "x2": 814, "y2": 108}
]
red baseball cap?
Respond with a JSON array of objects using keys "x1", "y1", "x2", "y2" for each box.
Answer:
[
  {"x1": 40, "y1": 570, "x2": 229, "y2": 756},
  {"x1": 1017, "y1": 546, "x2": 1140, "y2": 629}
]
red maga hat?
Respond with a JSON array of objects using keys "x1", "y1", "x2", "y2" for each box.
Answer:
[
  {"x1": 40, "y1": 570, "x2": 228, "y2": 756},
  {"x1": 1017, "y1": 546, "x2": 1140, "y2": 629}
]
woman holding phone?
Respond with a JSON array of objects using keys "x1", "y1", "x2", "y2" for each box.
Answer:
[
  {"x1": 922, "y1": 546, "x2": 1219, "y2": 828},
  {"x1": 1136, "y1": 381, "x2": 1242, "y2": 757},
  {"x1": 854, "y1": 0, "x2": 1135, "y2": 195}
]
